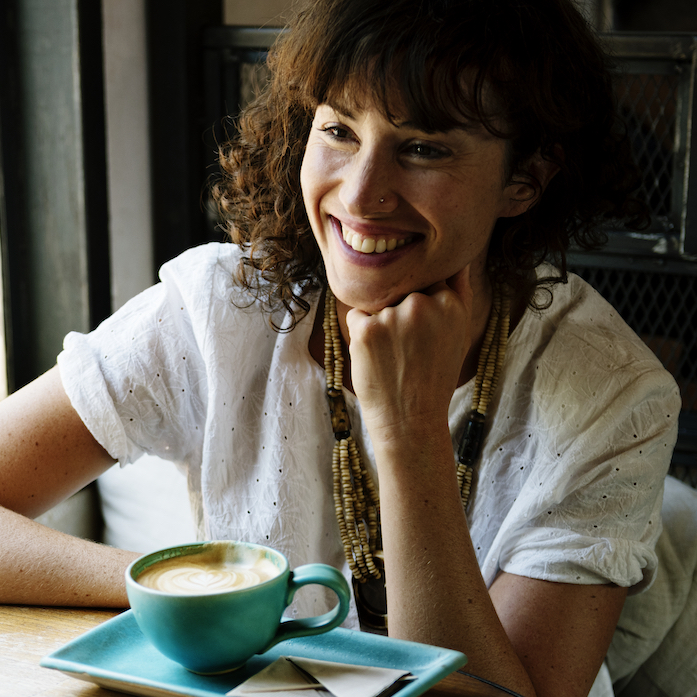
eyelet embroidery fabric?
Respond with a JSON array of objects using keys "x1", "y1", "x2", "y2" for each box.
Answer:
[{"x1": 58, "y1": 242, "x2": 681, "y2": 626}]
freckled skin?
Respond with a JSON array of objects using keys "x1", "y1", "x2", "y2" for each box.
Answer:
[{"x1": 0, "y1": 367, "x2": 138, "y2": 606}]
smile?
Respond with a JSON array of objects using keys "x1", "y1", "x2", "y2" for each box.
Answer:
[{"x1": 341, "y1": 225, "x2": 414, "y2": 254}]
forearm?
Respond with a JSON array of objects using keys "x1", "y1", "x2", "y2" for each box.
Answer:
[
  {"x1": 375, "y1": 426, "x2": 536, "y2": 697},
  {"x1": 0, "y1": 505, "x2": 138, "y2": 607}
]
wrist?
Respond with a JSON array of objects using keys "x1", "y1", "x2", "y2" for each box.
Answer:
[{"x1": 370, "y1": 419, "x2": 457, "y2": 479}]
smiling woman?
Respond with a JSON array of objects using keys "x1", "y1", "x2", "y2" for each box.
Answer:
[
  {"x1": 0, "y1": 3, "x2": 685, "y2": 697},
  {"x1": 214, "y1": 0, "x2": 646, "y2": 331},
  {"x1": 299, "y1": 104, "x2": 541, "y2": 314}
]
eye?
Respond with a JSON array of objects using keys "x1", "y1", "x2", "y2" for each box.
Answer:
[
  {"x1": 404, "y1": 141, "x2": 449, "y2": 160},
  {"x1": 320, "y1": 125, "x2": 352, "y2": 140}
]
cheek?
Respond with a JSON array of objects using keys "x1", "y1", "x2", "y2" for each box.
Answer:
[
  {"x1": 300, "y1": 155, "x2": 330, "y2": 250},
  {"x1": 300, "y1": 138, "x2": 324, "y2": 183},
  {"x1": 300, "y1": 149, "x2": 334, "y2": 215},
  {"x1": 299, "y1": 155, "x2": 315, "y2": 208},
  {"x1": 437, "y1": 199, "x2": 499, "y2": 259}
]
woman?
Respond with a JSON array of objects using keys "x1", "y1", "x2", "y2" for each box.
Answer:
[{"x1": 0, "y1": 1, "x2": 680, "y2": 696}]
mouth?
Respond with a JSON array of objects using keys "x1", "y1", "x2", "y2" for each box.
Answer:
[{"x1": 337, "y1": 220, "x2": 416, "y2": 255}]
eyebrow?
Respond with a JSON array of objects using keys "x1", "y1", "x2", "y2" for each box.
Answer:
[
  {"x1": 321, "y1": 101, "x2": 486, "y2": 136},
  {"x1": 394, "y1": 118, "x2": 435, "y2": 131},
  {"x1": 323, "y1": 102, "x2": 356, "y2": 121},
  {"x1": 322, "y1": 103, "x2": 436, "y2": 133}
]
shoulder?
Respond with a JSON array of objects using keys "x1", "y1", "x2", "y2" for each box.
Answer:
[
  {"x1": 503, "y1": 264, "x2": 681, "y2": 451},
  {"x1": 477, "y1": 268, "x2": 680, "y2": 589},
  {"x1": 158, "y1": 242, "x2": 242, "y2": 293},
  {"x1": 518, "y1": 265, "x2": 677, "y2": 390},
  {"x1": 156, "y1": 242, "x2": 267, "y2": 324}
]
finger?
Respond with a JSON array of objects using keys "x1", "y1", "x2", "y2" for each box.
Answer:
[{"x1": 345, "y1": 306, "x2": 375, "y2": 341}]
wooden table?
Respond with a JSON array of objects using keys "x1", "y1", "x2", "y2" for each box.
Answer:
[{"x1": 0, "y1": 605, "x2": 515, "y2": 697}]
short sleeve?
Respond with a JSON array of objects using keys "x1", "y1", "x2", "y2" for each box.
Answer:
[
  {"x1": 498, "y1": 347, "x2": 680, "y2": 593},
  {"x1": 57, "y1": 248, "x2": 214, "y2": 467},
  {"x1": 469, "y1": 273, "x2": 682, "y2": 593}
]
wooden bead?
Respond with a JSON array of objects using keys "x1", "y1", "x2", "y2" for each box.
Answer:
[{"x1": 325, "y1": 285, "x2": 508, "y2": 586}]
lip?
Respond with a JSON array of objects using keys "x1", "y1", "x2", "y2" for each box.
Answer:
[{"x1": 329, "y1": 216, "x2": 421, "y2": 266}]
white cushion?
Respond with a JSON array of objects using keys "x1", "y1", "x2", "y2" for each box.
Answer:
[
  {"x1": 607, "y1": 475, "x2": 697, "y2": 696},
  {"x1": 98, "y1": 454, "x2": 197, "y2": 553}
]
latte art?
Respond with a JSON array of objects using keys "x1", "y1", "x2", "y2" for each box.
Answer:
[{"x1": 137, "y1": 549, "x2": 280, "y2": 595}]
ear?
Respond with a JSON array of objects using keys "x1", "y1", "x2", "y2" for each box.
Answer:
[{"x1": 501, "y1": 146, "x2": 562, "y2": 218}]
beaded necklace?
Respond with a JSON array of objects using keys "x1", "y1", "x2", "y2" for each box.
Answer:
[{"x1": 323, "y1": 285, "x2": 510, "y2": 630}]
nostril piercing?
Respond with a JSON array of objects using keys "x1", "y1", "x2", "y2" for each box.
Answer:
[{"x1": 379, "y1": 198, "x2": 385, "y2": 203}]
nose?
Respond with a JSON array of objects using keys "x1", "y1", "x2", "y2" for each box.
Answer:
[{"x1": 338, "y1": 144, "x2": 397, "y2": 217}]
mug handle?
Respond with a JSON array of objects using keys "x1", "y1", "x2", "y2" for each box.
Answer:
[{"x1": 266, "y1": 563, "x2": 351, "y2": 648}]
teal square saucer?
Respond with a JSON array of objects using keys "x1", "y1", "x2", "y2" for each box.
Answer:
[{"x1": 41, "y1": 610, "x2": 466, "y2": 697}]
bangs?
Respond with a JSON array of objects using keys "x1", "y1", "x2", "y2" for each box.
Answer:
[
  {"x1": 322, "y1": 59, "x2": 505, "y2": 135},
  {"x1": 270, "y1": 0, "x2": 512, "y2": 137}
]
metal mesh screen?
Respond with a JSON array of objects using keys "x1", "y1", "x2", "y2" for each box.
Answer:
[
  {"x1": 569, "y1": 37, "x2": 697, "y2": 483},
  {"x1": 617, "y1": 72, "x2": 679, "y2": 220}
]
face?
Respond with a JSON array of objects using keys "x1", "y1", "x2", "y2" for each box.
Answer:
[{"x1": 300, "y1": 102, "x2": 529, "y2": 313}]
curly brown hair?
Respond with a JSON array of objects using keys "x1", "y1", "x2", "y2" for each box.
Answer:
[{"x1": 213, "y1": 0, "x2": 648, "y2": 330}]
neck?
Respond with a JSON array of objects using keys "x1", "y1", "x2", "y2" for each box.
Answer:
[{"x1": 456, "y1": 273, "x2": 493, "y2": 387}]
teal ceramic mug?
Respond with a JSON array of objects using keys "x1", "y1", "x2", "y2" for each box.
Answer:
[{"x1": 125, "y1": 540, "x2": 350, "y2": 675}]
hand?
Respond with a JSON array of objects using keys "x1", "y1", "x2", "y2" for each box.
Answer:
[{"x1": 344, "y1": 266, "x2": 474, "y2": 445}]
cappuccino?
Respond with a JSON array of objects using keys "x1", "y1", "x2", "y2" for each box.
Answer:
[
  {"x1": 136, "y1": 545, "x2": 280, "y2": 595},
  {"x1": 127, "y1": 540, "x2": 350, "y2": 674}
]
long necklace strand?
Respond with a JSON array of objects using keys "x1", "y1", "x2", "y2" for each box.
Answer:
[
  {"x1": 456, "y1": 284, "x2": 510, "y2": 504},
  {"x1": 324, "y1": 291, "x2": 381, "y2": 582},
  {"x1": 324, "y1": 285, "x2": 510, "y2": 584}
]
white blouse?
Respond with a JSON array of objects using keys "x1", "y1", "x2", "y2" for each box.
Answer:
[{"x1": 58, "y1": 242, "x2": 680, "y2": 626}]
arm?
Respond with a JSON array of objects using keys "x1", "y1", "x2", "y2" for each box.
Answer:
[
  {"x1": 377, "y1": 432, "x2": 626, "y2": 697},
  {"x1": 0, "y1": 366, "x2": 139, "y2": 606},
  {"x1": 346, "y1": 277, "x2": 626, "y2": 697},
  {"x1": 491, "y1": 572, "x2": 626, "y2": 697}
]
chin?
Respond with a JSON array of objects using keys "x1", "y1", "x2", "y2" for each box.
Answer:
[{"x1": 329, "y1": 282, "x2": 409, "y2": 314}]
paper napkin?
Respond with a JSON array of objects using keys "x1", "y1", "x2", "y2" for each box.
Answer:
[{"x1": 227, "y1": 655, "x2": 414, "y2": 697}]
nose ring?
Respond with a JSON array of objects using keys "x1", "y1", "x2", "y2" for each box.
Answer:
[{"x1": 379, "y1": 198, "x2": 385, "y2": 203}]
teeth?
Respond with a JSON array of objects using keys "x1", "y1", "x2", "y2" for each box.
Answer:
[
  {"x1": 342, "y1": 226, "x2": 411, "y2": 254},
  {"x1": 361, "y1": 238, "x2": 376, "y2": 253}
]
